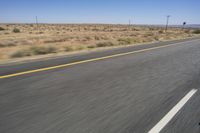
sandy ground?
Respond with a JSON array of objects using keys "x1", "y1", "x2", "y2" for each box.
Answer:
[{"x1": 0, "y1": 24, "x2": 197, "y2": 62}]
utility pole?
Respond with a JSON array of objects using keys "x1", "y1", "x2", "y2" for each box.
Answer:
[
  {"x1": 35, "y1": 16, "x2": 39, "y2": 32},
  {"x1": 129, "y1": 19, "x2": 131, "y2": 26},
  {"x1": 36, "y1": 16, "x2": 38, "y2": 25},
  {"x1": 165, "y1": 15, "x2": 170, "y2": 32}
]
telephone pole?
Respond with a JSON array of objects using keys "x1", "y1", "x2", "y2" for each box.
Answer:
[
  {"x1": 165, "y1": 15, "x2": 170, "y2": 32},
  {"x1": 35, "y1": 16, "x2": 39, "y2": 31},
  {"x1": 129, "y1": 19, "x2": 131, "y2": 26},
  {"x1": 36, "y1": 16, "x2": 38, "y2": 25}
]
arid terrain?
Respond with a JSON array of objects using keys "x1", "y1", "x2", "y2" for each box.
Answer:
[{"x1": 0, "y1": 24, "x2": 199, "y2": 62}]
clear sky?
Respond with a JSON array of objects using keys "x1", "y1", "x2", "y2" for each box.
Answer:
[{"x1": 1, "y1": 0, "x2": 200, "y2": 25}]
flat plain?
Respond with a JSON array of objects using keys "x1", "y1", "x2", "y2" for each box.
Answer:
[{"x1": 0, "y1": 24, "x2": 199, "y2": 62}]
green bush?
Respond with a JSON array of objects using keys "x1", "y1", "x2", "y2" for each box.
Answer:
[
  {"x1": 193, "y1": 29, "x2": 200, "y2": 34},
  {"x1": 13, "y1": 28, "x2": 20, "y2": 33}
]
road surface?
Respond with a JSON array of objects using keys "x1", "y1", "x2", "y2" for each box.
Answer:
[{"x1": 1, "y1": 39, "x2": 200, "y2": 133}]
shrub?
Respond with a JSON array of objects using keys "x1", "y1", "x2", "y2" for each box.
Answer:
[
  {"x1": 65, "y1": 46, "x2": 75, "y2": 52},
  {"x1": 6, "y1": 42, "x2": 17, "y2": 47},
  {"x1": 158, "y1": 30, "x2": 164, "y2": 34},
  {"x1": 154, "y1": 36, "x2": 160, "y2": 41},
  {"x1": 118, "y1": 38, "x2": 134, "y2": 45},
  {"x1": 85, "y1": 36, "x2": 92, "y2": 41},
  {"x1": 0, "y1": 27, "x2": 5, "y2": 31},
  {"x1": 87, "y1": 45, "x2": 96, "y2": 49},
  {"x1": 94, "y1": 36, "x2": 100, "y2": 40},
  {"x1": 11, "y1": 50, "x2": 32, "y2": 58},
  {"x1": 145, "y1": 32, "x2": 154, "y2": 36},
  {"x1": 65, "y1": 45, "x2": 85, "y2": 52},
  {"x1": 193, "y1": 29, "x2": 200, "y2": 34},
  {"x1": 13, "y1": 28, "x2": 20, "y2": 33},
  {"x1": 184, "y1": 30, "x2": 191, "y2": 33},
  {"x1": 11, "y1": 46, "x2": 57, "y2": 58},
  {"x1": 30, "y1": 46, "x2": 57, "y2": 55},
  {"x1": 96, "y1": 41, "x2": 115, "y2": 47},
  {"x1": 76, "y1": 45, "x2": 85, "y2": 50},
  {"x1": 0, "y1": 43, "x2": 5, "y2": 47}
]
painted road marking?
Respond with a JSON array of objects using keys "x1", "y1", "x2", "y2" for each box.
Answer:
[
  {"x1": 148, "y1": 89, "x2": 198, "y2": 133},
  {"x1": 0, "y1": 40, "x2": 196, "y2": 79}
]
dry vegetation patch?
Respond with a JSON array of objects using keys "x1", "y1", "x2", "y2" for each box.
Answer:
[{"x1": 0, "y1": 24, "x2": 198, "y2": 61}]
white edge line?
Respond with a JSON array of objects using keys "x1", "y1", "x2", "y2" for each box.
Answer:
[{"x1": 148, "y1": 89, "x2": 198, "y2": 133}]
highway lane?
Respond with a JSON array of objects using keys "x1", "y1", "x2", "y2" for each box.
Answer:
[
  {"x1": 1, "y1": 39, "x2": 200, "y2": 133},
  {"x1": 0, "y1": 37, "x2": 198, "y2": 77},
  {"x1": 162, "y1": 89, "x2": 200, "y2": 133}
]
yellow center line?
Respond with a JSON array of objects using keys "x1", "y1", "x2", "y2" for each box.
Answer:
[{"x1": 0, "y1": 42, "x2": 182, "y2": 79}]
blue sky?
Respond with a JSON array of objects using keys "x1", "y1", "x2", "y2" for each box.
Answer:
[{"x1": 1, "y1": 0, "x2": 200, "y2": 24}]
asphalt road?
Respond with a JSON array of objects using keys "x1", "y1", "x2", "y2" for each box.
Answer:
[{"x1": 1, "y1": 39, "x2": 200, "y2": 133}]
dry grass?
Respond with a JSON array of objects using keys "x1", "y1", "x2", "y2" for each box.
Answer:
[
  {"x1": 11, "y1": 46, "x2": 57, "y2": 58},
  {"x1": 193, "y1": 29, "x2": 200, "y2": 34},
  {"x1": 0, "y1": 24, "x2": 197, "y2": 61}
]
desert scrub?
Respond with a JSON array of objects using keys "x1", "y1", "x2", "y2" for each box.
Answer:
[
  {"x1": 118, "y1": 38, "x2": 134, "y2": 45},
  {"x1": 94, "y1": 35, "x2": 101, "y2": 40},
  {"x1": 65, "y1": 45, "x2": 86, "y2": 52},
  {"x1": 193, "y1": 29, "x2": 200, "y2": 34},
  {"x1": 154, "y1": 36, "x2": 160, "y2": 41},
  {"x1": 158, "y1": 30, "x2": 164, "y2": 34},
  {"x1": 13, "y1": 28, "x2": 20, "y2": 33},
  {"x1": 0, "y1": 43, "x2": 4, "y2": 47},
  {"x1": 65, "y1": 46, "x2": 76, "y2": 52},
  {"x1": 85, "y1": 36, "x2": 92, "y2": 41},
  {"x1": 96, "y1": 41, "x2": 115, "y2": 47},
  {"x1": 30, "y1": 46, "x2": 57, "y2": 55},
  {"x1": 11, "y1": 50, "x2": 32, "y2": 58},
  {"x1": 87, "y1": 45, "x2": 96, "y2": 49},
  {"x1": 183, "y1": 29, "x2": 191, "y2": 34},
  {"x1": 0, "y1": 27, "x2": 5, "y2": 31},
  {"x1": 75, "y1": 45, "x2": 85, "y2": 50},
  {"x1": 11, "y1": 46, "x2": 57, "y2": 58}
]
